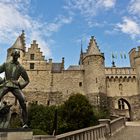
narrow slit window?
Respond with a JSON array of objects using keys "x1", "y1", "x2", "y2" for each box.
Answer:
[{"x1": 79, "y1": 82, "x2": 82, "y2": 87}]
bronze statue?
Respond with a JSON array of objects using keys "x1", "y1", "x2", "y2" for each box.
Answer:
[
  {"x1": 0, "y1": 101, "x2": 12, "y2": 128},
  {"x1": 0, "y1": 49, "x2": 29, "y2": 128}
]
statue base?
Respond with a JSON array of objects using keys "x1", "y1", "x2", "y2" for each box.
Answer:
[{"x1": 0, "y1": 128, "x2": 32, "y2": 140}]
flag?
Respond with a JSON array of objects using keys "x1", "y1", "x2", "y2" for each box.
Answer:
[
  {"x1": 112, "y1": 53, "x2": 115, "y2": 59},
  {"x1": 124, "y1": 53, "x2": 126, "y2": 59},
  {"x1": 115, "y1": 52, "x2": 117, "y2": 59},
  {"x1": 120, "y1": 53, "x2": 123, "y2": 59}
]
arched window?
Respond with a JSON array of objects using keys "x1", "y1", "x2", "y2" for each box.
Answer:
[{"x1": 118, "y1": 100, "x2": 125, "y2": 109}]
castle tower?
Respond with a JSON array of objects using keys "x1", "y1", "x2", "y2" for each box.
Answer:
[
  {"x1": 124, "y1": 46, "x2": 140, "y2": 120},
  {"x1": 82, "y1": 36, "x2": 106, "y2": 107},
  {"x1": 130, "y1": 47, "x2": 140, "y2": 94},
  {"x1": 7, "y1": 30, "x2": 26, "y2": 62}
]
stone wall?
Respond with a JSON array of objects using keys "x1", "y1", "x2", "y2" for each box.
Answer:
[
  {"x1": 19, "y1": 69, "x2": 84, "y2": 106},
  {"x1": 106, "y1": 76, "x2": 137, "y2": 97},
  {"x1": 108, "y1": 95, "x2": 140, "y2": 120}
]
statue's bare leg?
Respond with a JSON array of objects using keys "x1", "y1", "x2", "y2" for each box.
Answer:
[{"x1": 12, "y1": 88, "x2": 28, "y2": 126}]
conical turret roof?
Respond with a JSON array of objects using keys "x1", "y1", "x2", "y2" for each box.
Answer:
[
  {"x1": 10, "y1": 30, "x2": 26, "y2": 51},
  {"x1": 87, "y1": 36, "x2": 101, "y2": 55}
]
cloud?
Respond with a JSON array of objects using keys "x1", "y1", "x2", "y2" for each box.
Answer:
[
  {"x1": 44, "y1": 16, "x2": 72, "y2": 37},
  {"x1": 116, "y1": 17, "x2": 140, "y2": 39},
  {"x1": 128, "y1": 0, "x2": 140, "y2": 15},
  {"x1": 64, "y1": 0, "x2": 116, "y2": 18},
  {"x1": 0, "y1": 2, "x2": 31, "y2": 43},
  {"x1": 97, "y1": 0, "x2": 116, "y2": 9},
  {"x1": 87, "y1": 20, "x2": 109, "y2": 28},
  {"x1": 0, "y1": 1, "x2": 72, "y2": 58}
]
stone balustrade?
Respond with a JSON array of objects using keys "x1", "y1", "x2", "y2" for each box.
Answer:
[
  {"x1": 110, "y1": 117, "x2": 125, "y2": 136},
  {"x1": 56, "y1": 124, "x2": 107, "y2": 140},
  {"x1": 99, "y1": 117, "x2": 125, "y2": 136},
  {"x1": 32, "y1": 117, "x2": 125, "y2": 140}
]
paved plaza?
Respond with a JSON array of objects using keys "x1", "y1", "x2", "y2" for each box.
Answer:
[{"x1": 109, "y1": 122, "x2": 140, "y2": 140}]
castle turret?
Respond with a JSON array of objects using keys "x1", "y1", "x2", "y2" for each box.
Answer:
[
  {"x1": 129, "y1": 48, "x2": 136, "y2": 68},
  {"x1": 82, "y1": 36, "x2": 106, "y2": 107},
  {"x1": 7, "y1": 30, "x2": 26, "y2": 62},
  {"x1": 130, "y1": 47, "x2": 140, "y2": 94}
]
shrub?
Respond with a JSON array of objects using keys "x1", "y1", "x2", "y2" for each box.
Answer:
[
  {"x1": 33, "y1": 129, "x2": 47, "y2": 135},
  {"x1": 28, "y1": 93, "x2": 108, "y2": 135},
  {"x1": 57, "y1": 93, "x2": 97, "y2": 133},
  {"x1": 28, "y1": 103, "x2": 56, "y2": 135}
]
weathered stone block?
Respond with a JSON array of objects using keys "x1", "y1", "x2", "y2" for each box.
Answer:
[{"x1": 0, "y1": 128, "x2": 32, "y2": 140}]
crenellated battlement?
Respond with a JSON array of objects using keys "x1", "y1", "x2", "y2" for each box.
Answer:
[
  {"x1": 105, "y1": 67, "x2": 136, "y2": 82},
  {"x1": 105, "y1": 67, "x2": 136, "y2": 75},
  {"x1": 106, "y1": 75, "x2": 136, "y2": 82}
]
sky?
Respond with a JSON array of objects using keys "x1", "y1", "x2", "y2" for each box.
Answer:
[{"x1": 0, "y1": 0, "x2": 140, "y2": 68}]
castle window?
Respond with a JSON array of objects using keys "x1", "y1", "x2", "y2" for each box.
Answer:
[
  {"x1": 96, "y1": 78, "x2": 98, "y2": 83},
  {"x1": 30, "y1": 63, "x2": 34, "y2": 69},
  {"x1": 79, "y1": 82, "x2": 82, "y2": 87},
  {"x1": 30, "y1": 54, "x2": 35, "y2": 60},
  {"x1": 47, "y1": 100, "x2": 50, "y2": 106},
  {"x1": 119, "y1": 83, "x2": 123, "y2": 91},
  {"x1": 118, "y1": 100, "x2": 125, "y2": 110}
]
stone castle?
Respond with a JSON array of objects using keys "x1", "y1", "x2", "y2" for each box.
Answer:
[{"x1": 3, "y1": 31, "x2": 140, "y2": 121}]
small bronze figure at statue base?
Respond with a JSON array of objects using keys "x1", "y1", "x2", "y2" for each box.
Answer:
[{"x1": 0, "y1": 101, "x2": 12, "y2": 128}]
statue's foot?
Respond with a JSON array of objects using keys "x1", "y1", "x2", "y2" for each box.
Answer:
[{"x1": 22, "y1": 124, "x2": 28, "y2": 128}]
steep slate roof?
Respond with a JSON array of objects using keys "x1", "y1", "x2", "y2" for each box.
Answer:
[{"x1": 67, "y1": 65, "x2": 83, "y2": 70}]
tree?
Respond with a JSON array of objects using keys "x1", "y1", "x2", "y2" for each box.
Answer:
[
  {"x1": 28, "y1": 103, "x2": 56, "y2": 135},
  {"x1": 57, "y1": 93, "x2": 97, "y2": 133},
  {"x1": 28, "y1": 93, "x2": 108, "y2": 135}
]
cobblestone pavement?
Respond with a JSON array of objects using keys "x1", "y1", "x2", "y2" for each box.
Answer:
[{"x1": 108, "y1": 122, "x2": 140, "y2": 140}]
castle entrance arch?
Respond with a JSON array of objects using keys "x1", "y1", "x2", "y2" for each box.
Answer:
[{"x1": 118, "y1": 98, "x2": 132, "y2": 121}]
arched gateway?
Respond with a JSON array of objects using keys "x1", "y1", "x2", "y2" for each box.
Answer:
[{"x1": 117, "y1": 98, "x2": 132, "y2": 121}]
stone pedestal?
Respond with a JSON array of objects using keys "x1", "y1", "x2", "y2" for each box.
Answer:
[{"x1": 0, "y1": 128, "x2": 33, "y2": 140}]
